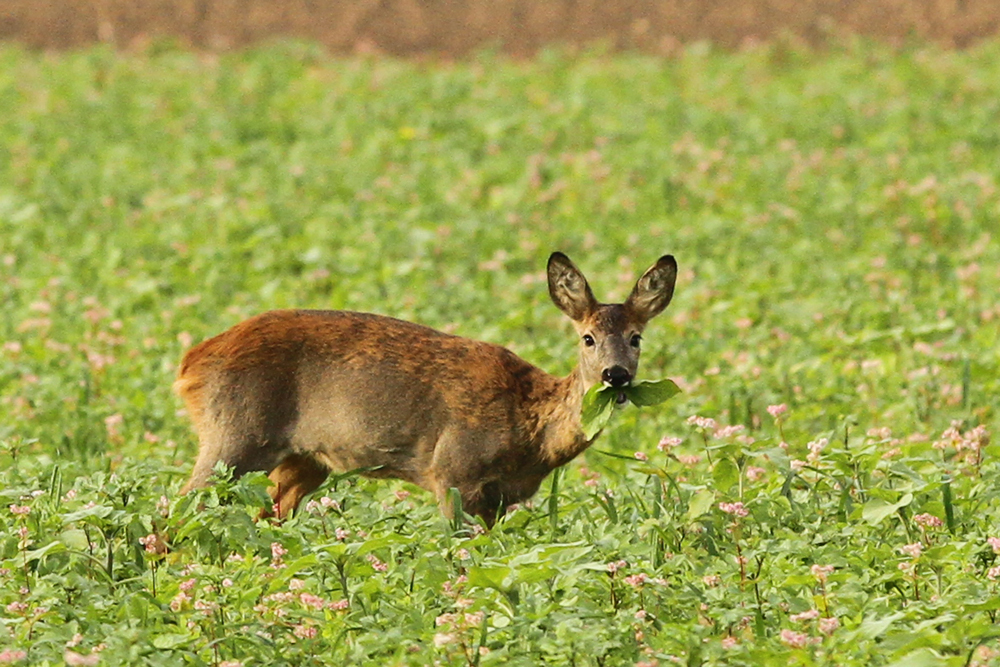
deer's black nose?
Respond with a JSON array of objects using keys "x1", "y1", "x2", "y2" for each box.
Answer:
[{"x1": 602, "y1": 366, "x2": 632, "y2": 388}]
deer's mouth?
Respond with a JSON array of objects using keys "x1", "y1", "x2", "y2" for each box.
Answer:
[{"x1": 615, "y1": 391, "x2": 628, "y2": 405}]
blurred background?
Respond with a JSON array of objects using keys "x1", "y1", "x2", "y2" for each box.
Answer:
[{"x1": 2, "y1": 0, "x2": 999, "y2": 54}]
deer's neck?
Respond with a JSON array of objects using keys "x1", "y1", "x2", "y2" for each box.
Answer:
[{"x1": 533, "y1": 366, "x2": 595, "y2": 469}]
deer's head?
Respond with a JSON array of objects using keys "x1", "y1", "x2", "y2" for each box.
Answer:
[{"x1": 547, "y1": 252, "x2": 677, "y2": 397}]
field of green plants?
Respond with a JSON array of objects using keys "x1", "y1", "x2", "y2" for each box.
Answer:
[{"x1": 1, "y1": 38, "x2": 1000, "y2": 666}]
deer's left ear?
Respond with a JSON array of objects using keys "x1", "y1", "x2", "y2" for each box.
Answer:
[{"x1": 625, "y1": 255, "x2": 677, "y2": 323}]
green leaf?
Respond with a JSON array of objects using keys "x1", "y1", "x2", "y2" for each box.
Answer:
[
  {"x1": 686, "y1": 489, "x2": 715, "y2": 521},
  {"x1": 23, "y1": 541, "x2": 66, "y2": 563},
  {"x1": 152, "y1": 633, "x2": 192, "y2": 650},
  {"x1": 580, "y1": 378, "x2": 681, "y2": 439},
  {"x1": 61, "y1": 504, "x2": 113, "y2": 523},
  {"x1": 624, "y1": 379, "x2": 682, "y2": 407},
  {"x1": 861, "y1": 493, "x2": 913, "y2": 526},
  {"x1": 857, "y1": 612, "x2": 905, "y2": 639},
  {"x1": 884, "y1": 649, "x2": 943, "y2": 667},
  {"x1": 468, "y1": 565, "x2": 512, "y2": 591},
  {"x1": 59, "y1": 529, "x2": 90, "y2": 550},
  {"x1": 712, "y1": 458, "x2": 740, "y2": 493},
  {"x1": 581, "y1": 385, "x2": 616, "y2": 439}
]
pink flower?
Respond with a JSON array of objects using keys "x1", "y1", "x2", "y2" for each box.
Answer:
[
  {"x1": 913, "y1": 513, "x2": 943, "y2": 529},
  {"x1": 0, "y1": 649, "x2": 27, "y2": 663},
  {"x1": 634, "y1": 609, "x2": 647, "y2": 620},
  {"x1": 657, "y1": 436, "x2": 682, "y2": 452},
  {"x1": 790, "y1": 609, "x2": 819, "y2": 623},
  {"x1": 335, "y1": 528, "x2": 351, "y2": 541},
  {"x1": 293, "y1": 625, "x2": 317, "y2": 639},
  {"x1": 714, "y1": 424, "x2": 745, "y2": 439},
  {"x1": 790, "y1": 460, "x2": 807, "y2": 472},
  {"x1": 687, "y1": 415, "x2": 718, "y2": 431},
  {"x1": 702, "y1": 575, "x2": 720, "y2": 587},
  {"x1": 634, "y1": 451, "x2": 649, "y2": 462},
  {"x1": 8, "y1": 505, "x2": 30, "y2": 516},
  {"x1": 987, "y1": 566, "x2": 1000, "y2": 581},
  {"x1": 289, "y1": 578, "x2": 305, "y2": 591},
  {"x1": 623, "y1": 573, "x2": 648, "y2": 587},
  {"x1": 5, "y1": 601, "x2": 27, "y2": 614},
  {"x1": 319, "y1": 496, "x2": 340, "y2": 509},
  {"x1": 394, "y1": 489, "x2": 411, "y2": 501},
  {"x1": 988, "y1": 537, "x2": 1000, "y2": 554},
  {"x1": 330, "y1": 599, "x2": 349, "y2": 610},
  {"x1": 806, "y1": 438, "x2": 828, "y2": 463},
  {"x1": 270, "y1": 543, "x2": 287, "y2": 561},
  {"x1": 811, "y1": 564, "x2": 834, "y2": 582},
  {"x1": 745, "y1": 466, "x2": 766, "y2": 482},
  {"x1": 767, "y1": 404, "x2": 788, "y2": 418},
  {"x1": 219, "y1": 662, "x2": 243, "y2": 667},
  {"x1": 433, "y1": 633, "x2": 457, "y2": 647},
  {"x1": 718, "y1": 502, "x2": 749, "y2": 518},
  {"x1": 607, "y1": 560, "x2": 628, "y2": 574},
  {"x1": 819, "y1": 617, "x2": 840, "y2": 635},
  {"x1": 169, "y1": 592, "x2": 190, "y2": 611},
  {"x1": 677, "y1": 454, "x2": 702, "y2": 466},
  {"x1": 779, "y1": 629, "x2": 812, "y2": 649},
  {"x1": 721, "y1": 637, "x2": 738, "y2": 649},
  {"x1": 138, "y1": 534, "x2": 162, "y2": 554},
  {"x1": 366, "y1": 554, "x2": 388, "y2": 572},
  {"x1": 179, "y1": 578, "x2": 197, "y2": 592},
  {"x1": 299, "y1": 593, "x2": 325, "y2": 610},
  {"x1": 63, "y1": 651, "x2": 99, "y2": 666},
  {"x1": 867, "y1": 427, "x2": 892, "y2": 440},
  {"x1": 900, "y1": 542, "x2": 923, "y2": 559},
  {"x1": 194, "y1": 600, "x2": 218, "y2": 614}
]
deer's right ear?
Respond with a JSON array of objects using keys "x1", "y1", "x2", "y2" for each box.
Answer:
[{"x1": 547, "y1": 252, "x2": 597, "y2": 322}]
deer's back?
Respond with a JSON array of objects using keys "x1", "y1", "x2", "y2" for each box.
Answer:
[{"x1": 175, "y1": 310, "x2": 555, "y2": 486}]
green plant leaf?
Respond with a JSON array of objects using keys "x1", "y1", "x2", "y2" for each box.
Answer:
[
  {"x1": 623, "y1": 379, "x2": 682, "y2": 407},
  {"x1": 712, "y1": 458, "x2": 740, "y2": 493},
  {"x1": 861, "y1": 493, "x2": 913, "y2": 526},
  {"x1": 580, "y1": 379, "x2": 681, "y2": 439},
  {"x1": 581, "y1": 385, "x2": 617, "y2": 439},
  {"x1": 686, "y1": 489, "x2": 716, "y2": 521}
]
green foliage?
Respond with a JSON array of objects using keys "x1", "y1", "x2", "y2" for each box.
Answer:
[
  {"x1": 582, "y1": 380, "x2": 682, "y2": 438},
  {"x1": 1, "y1": 38, "x2": 1000, "y2": 665}
]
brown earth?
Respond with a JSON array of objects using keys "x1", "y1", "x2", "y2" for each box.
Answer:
[{"x1": 1, "y1": 0, "x2": 998, "y2": 55}]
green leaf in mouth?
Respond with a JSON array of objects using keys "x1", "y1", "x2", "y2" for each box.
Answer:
[
  {"x1": 580, "y1": 379, "x2": 681, "y2": 439},
  {"x1": 624, "y1": 379, "x2": 682, "y2": 407},
  {"x1": 581, "y1": 384, "x2": 617, "y2": 439}
]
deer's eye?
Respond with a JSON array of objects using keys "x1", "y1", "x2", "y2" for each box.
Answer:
[
  {"x1": 630, "y1": 334, "x2": 642, "y2": 348},
  {"x1": 582, "y1": 334, "x2": 595, "y2": 347}
]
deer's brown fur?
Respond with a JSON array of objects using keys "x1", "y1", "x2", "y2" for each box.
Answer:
[{"x1": 175, "y1": 252, "x2": 677, "y2": 524}]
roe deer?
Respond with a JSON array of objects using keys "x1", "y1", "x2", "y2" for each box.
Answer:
[{"x1": 175, "y1": 252, "x2": 677, "y2": 524}]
